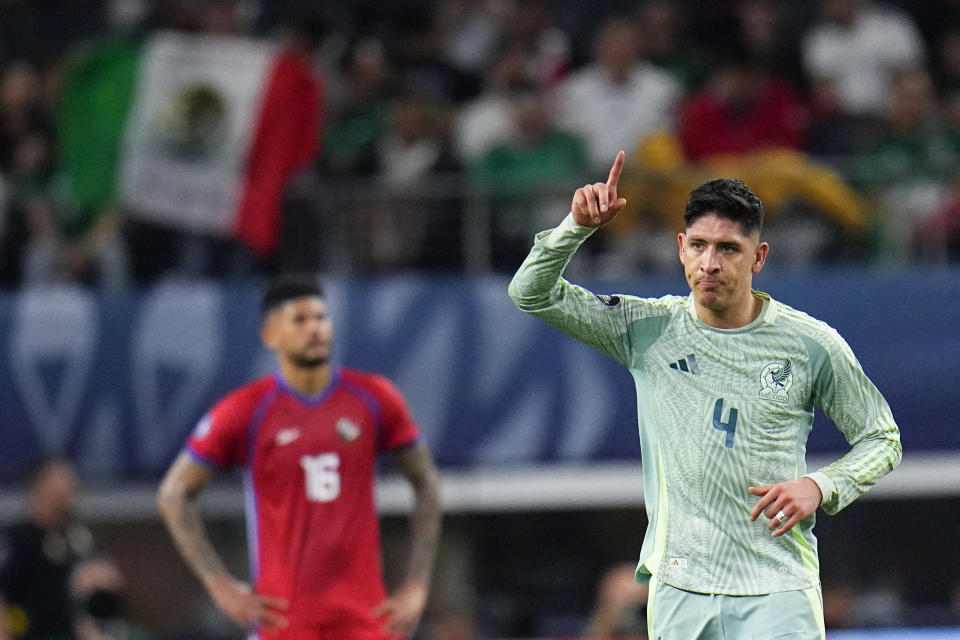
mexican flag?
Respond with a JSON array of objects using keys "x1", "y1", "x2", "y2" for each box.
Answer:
[{"x1": 60, "y1": 31, "x2": 321, "y2": 256}]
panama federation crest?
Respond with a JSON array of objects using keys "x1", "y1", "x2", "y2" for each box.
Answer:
[
  {"x1": 759, "y1": 360, "x2": 792, "y2": 403},
  {"x1": 336, "y1": 417, "x2": 361, "y2": 442}
]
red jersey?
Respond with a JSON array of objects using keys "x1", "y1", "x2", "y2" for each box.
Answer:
[{"x1": 186, "y1": 368, "x2": 419, "y2": 630}]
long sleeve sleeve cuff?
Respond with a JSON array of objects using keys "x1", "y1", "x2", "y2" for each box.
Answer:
[
  {"x1": 804, "y1": 471, "x2": 838, "y2": 513},
  {"x1": 542, "y1": 213, "x2": 597, "y2": 249}
]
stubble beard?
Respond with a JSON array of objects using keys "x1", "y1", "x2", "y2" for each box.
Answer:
[{"x1": 289, "y1": 352, "x2": 329, "y2": 370}]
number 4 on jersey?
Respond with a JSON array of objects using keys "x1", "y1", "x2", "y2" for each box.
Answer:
[
  {"x1": 301, "y1": 453, "x2": 341, "y2": 502},
  {"x1": 712, "y1": 398, "x2": 739, "y2": 448}
]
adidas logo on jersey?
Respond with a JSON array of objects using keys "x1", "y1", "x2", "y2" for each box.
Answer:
[{"x1": 668, "y1": 354, "x2": 699, "y2": 375}]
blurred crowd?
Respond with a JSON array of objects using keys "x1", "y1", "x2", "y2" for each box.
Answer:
[{"x1": 3, "y1": 0, "x2": 960, "y2": 286}]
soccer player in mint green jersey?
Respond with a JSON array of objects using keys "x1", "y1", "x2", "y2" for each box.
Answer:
[{"x1": 508, "y1": 151, "x2": 902, "y2": 640}]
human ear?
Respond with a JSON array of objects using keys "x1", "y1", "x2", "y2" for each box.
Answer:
[
  {"x1": 752, "y1": 242, "x2": 769, "y2": 273},
  {"x1": 261, "y1": 317, "x2": 278, "y2": 350}
]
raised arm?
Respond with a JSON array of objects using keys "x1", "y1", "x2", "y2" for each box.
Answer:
[
  {"x1": 509, "y1": 150, "x2": 629, "y2": 315},
  {"x1": 157, "y1": 452, "x2": 289, "y2": 632},
  {"x1": 508, "y1": 151, "x2": 671, "y2": 365},
  {"x1": 571, "y1": 150, "x2": 628, "y2": 227},
  {"x1": 372, "y1": 442, "x2": 442, "y2": 637}
]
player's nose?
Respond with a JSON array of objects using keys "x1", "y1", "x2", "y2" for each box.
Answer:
[{"x1": 700, "y1": 247, "x2": 720, "y2": 271}]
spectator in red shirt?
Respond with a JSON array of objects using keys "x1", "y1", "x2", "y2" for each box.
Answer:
[{"x1": 679, "y1": 48, "x2": 808, "y2": 163}]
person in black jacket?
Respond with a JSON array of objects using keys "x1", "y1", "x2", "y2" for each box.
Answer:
[{"x1": 0, "y1": 457, "x2": 94, "y2": 640}]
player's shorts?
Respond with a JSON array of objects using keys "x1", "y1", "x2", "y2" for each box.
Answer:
[
  {"x1": 250, "y1": 623, "x2": 403, "y2": 640},
  {"x1": 646, "y1": 574, "x2": 825, "y2": 640}
]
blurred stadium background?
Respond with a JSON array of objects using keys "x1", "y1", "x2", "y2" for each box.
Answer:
[{"x1": 1, "y1": 0, "x2": 959, "y2": 638}]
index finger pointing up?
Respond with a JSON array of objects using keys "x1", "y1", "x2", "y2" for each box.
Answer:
[{"x1": 607, "y1": 150, "x2": 625, "y2": 189}]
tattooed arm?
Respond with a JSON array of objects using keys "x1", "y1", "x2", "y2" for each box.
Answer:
[
  {"x1": 157, "y1": 453, "x2": 288, "y2": 632},
  {"x1": 372, "y1": 442, "x2": 443, "y2": 637}
]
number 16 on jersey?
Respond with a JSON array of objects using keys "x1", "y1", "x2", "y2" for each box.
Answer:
[{"x1": 301, "y1": 453, "x2": 341, "y2": 502}]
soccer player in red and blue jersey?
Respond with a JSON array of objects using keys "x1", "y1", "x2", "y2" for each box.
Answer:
[{"x1": 157, "y1": 276, "x2": 442, "y2": 640}]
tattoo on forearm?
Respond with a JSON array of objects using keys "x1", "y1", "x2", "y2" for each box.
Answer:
[{"x1": 394, "y1": 445, "x2": 442, "y2": 586}]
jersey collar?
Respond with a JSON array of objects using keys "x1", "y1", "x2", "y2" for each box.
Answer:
[
  {"x1": 272, "y1": 367, "x2": 341, "y2": 406},
  {"x1": 686, "y1": 290, "x2": 777, "y2": 333}
]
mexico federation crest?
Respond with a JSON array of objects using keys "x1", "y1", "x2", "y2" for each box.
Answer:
[
  {"x1": 336, "y1": 417, "x2": 361, "y2": 442},
  {"x1": 759, "y1": 360, "x2": 792, "y2": 403}
]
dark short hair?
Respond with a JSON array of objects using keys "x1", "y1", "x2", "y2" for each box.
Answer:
[
  {"x1": 261, "y1": 274, "x2": 324, "y2": 317},
  {"x1": 683, "y1": 178, "x2": 765, "y2": 236}
]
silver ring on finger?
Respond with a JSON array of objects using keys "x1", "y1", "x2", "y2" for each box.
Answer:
[{"x1": 775, "y1": 509, "x2": 789, "y2": 524}]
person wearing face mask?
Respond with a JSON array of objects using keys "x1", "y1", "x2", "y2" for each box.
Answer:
[{"x1": 69, "y1": 557, "x2": 151, "y2": 640}]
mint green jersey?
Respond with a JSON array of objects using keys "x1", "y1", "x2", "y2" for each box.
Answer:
[{"x1": 508, "y1": 214, "x2": 902, "y2": 596}]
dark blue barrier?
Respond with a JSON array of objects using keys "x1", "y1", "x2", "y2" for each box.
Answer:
[{"x1": 0, "y1": 268, "x2": 955, "y2": 482}]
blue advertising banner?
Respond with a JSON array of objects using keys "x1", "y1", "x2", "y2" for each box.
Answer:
[{"x1": 0, "y1": 268, "x2": 956, "y2": 483}]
